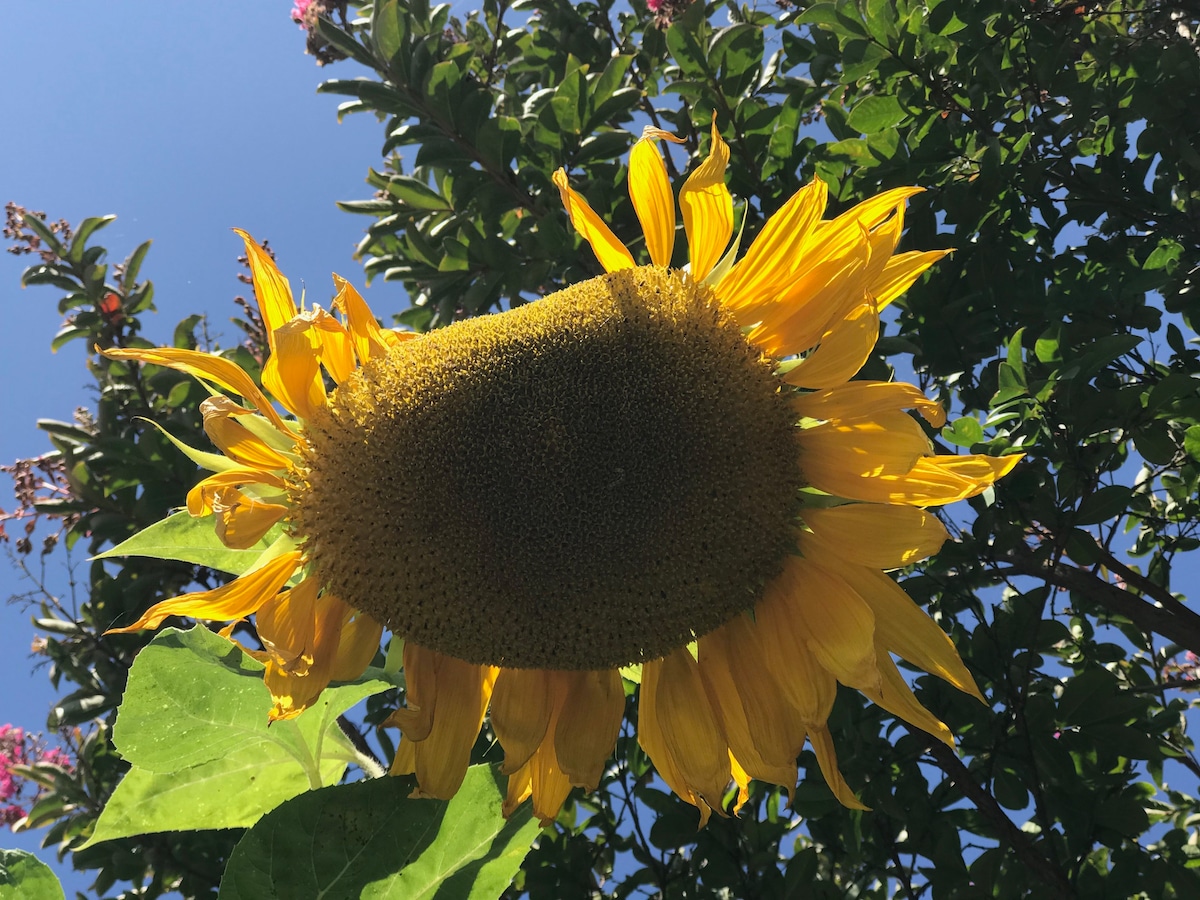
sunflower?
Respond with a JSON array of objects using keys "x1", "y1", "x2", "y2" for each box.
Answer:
[{"x1": 105, "y1": 121, "x2": 1019, "y2": 826}]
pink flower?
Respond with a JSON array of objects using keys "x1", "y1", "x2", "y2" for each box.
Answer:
[
  {"x1": 291, "y1": 0, "x2": 314, "y2": 27},
  {"x1": 646, "y1": 0, "x2": 663, "y2": 9}
]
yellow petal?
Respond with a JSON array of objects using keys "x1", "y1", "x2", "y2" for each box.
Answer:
[
  {"x1": 792, "y1": 380, "x2": 945, "y2": 428},
  {"x1": 773, "y1": 559, "x2": 880, "y2": 692},
  {"x1": 552, "y1": 168, "x2": 635, "y2": 273},
  {"x1": 860, "y1": 646, "x2": 956, "y2": 746},
  {"x1": 753, "y1": 558, "x2": 839, "y2": 724},
  {"x1": 503, "y1": 760, "x2": 534, "y2": 818},
  {"x1": 390, "y1": 735, "x2": 417, "y2": 776},
  {"x1": 729, "y1": 753, "x2": 751, "y2": 814},
  {"x1": 629, "y1": 129, "x2": 681, "y2": 267},
  {"x1": 186, "y1": 467, "x2": 286, "y2": 516},
  {"x1": 212, "y1": 487, "x2": 288, "y2": 550},
  {"x1": 718, "y1": 179, "x2": 828, "y2": 310},
  {"x1": 679, "y1": 116, "x2": 732, "y2": 281},
  {"x1": 257, "y1": 576, "x2": 322, "y2": 675},
  {"x1": 698, "y1": 617, "x2": 804, "y2": 796},
  {"x1": 261, "y1": 314, "x2": 326, "y2": 421},
  {"x1": 838, "y1": 565, "x2": 982, "y2": 700},
  {"x1": 410, "y1": 657, "x2": 496, "y2": 798},
  {"x1": 808, "y1": 726, "x2": 869, "y2": 810},
  {"x1": 640, "y1": 648, "x2": 731, "y2": 827},
  {"x1": 491, "y1": 668, "x2": 554, "y2": 775},
  {"x1": 872, "y1": 249, "x2": 951, "y2": 310},
  {"x1": 386, "y1": 641, "x2": 439, "y2": 741},
  {"x1": 105, "y1": 550, "x2": 302, "y2": 634},
  {"x1": 785, "y1": 301, "x2": 880, "y2": 389},
  {"x1": 234, "y1": 230, "x2": 297, "y2": 355},
  {"x1": 307, "y1": 306, "x2": 357, "y2": 384},
  {"x1": 332, "y1": 275, "x2": 411, "y2": 364},
  {"x1": 829, "y1": 454, "x2": 1022, "y2": 506},
  {"x1": 798, "y1": 412, "x2": 933, "y2": 483},
  {"x1": 203, "y1": 415, "x2": 294, "y2": 471},
  {"x1": 328, "y1": 609, "x2": 383, "y2": 681},
  {"x1": 554, "y1": 668, "x2": 625, "y2": 788},
  {"x1": 100, "y1": 346, "x2": 288, "y2": 433},
  {"x1": 800, "y1": 505, "x2": 949, "y2": 569}
]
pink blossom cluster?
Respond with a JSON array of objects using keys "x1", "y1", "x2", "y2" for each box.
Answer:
[
  {"x1": 0, "y1": 725, "x2": 73, "y2": 828},
  {"x1": 291, "y1": 0, "x2": 315, "y2": 29}
]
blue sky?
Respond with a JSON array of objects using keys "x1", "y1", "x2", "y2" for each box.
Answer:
[{"x1": 0, "y1": 4, "x2": 394, "y2": 892}]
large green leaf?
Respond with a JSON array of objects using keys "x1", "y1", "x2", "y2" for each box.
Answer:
[
  {"x1": 0, "y1": 850, "x2": 65, "y2": 900},
  {"x1": 94, "y1": 510, "x2": 283, "y2": 575},
  {"x1": 87, "y1": 627, "x2": 393, "y2": 844},
  {"x1": 217, "y1": 766, "x2": 539, "y2": 900}
]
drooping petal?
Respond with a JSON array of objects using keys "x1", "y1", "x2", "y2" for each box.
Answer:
[
  {"x1": 261, "y1": 313, "x2": 327, "y2": 421},
  {"x1": 718, "y1": 179, "x2": 828, "y2": 309},
  {"x1": 552, "y1": 168, "x2": 635, "y2": 273},
  {"x1": 752, "y1": 558, "x2": 839, "y2": 724},
  {"x1": 491, "y1": 668, "x2": 554, "y2": 775},
  {"x1": 186, "y1": 467, "x2": 287, "y2": 516},
  {"x1": 211, "y1": 487, "x2": 289, "y2": 550},
  {"x1": 800, "y1": 505, "x2": 949, "y2": 569},
  {"x1": 101, "y1": 346, "x2": 288, "y2": 433},
  {"x1": 105, "y1": 550, "x2": 302, "y2": 634},
  {"x1": 698, "y1": 617, "x2": 804, "y2": 797},
  {"x1": 629, "y1": 127, "x2": 683, "y2": 267},
  {"x1": 807, "y1": 726, "x2": 869, "y2": 810},
  {"x1": 203, "y1": 415, "x2": 294, "y2": 471},
  {"x1": 860, "y1": 646, "x2": 956, "y2": 746},
  {"x1": 785, "y1": 301, "x2": 880, "y2": 389},
  {"x1": 640, "y1": 648, "x2": 732, "y2": 827},
  {"x1": 234, "y1": 230, "x2": 298, "y2": 355},
  {"x1": 838, "y1": 565, "x2": 983, "y2": 699},
  {"x1": 386, "y1": 641, "x2": 439, "y2": 741},
  {"x1": 678, "y1": 116, "x2": 733, "y2": 282},
  {"x1": 327, "y1": 608, "x2": 383, "y2": 681},
  {"x1": 793, "y1": 380, "x2": 945, "y2": 428},
  {"x1": 409, "y1": 658, "x2": 497, "y2": 799},
  {"x1": 554, "y1": 668, "x2": 625, "y2": 788},
  {"x1": 768, "y1": 558, "x2": 881, "y2": 692},
  {"x1": 256, "y1": 576, "x2": 323, "y2": 676},
  {"x1": 306, "y1": 306, "x2": 357, "y2": 385}
]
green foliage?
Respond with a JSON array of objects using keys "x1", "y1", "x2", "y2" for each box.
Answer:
[
  {"x1": 0, "y1": 850, "x2": 65, "y2": 900},
  {"x1": 6, "y1": 0, "x2": 1200, "y2": 897},
  {"x1": 218, "y1": 766, "x2": 538, "y2": 899},
  {"x1": 88, "y1": 627, "x2": 392, "y2": 845}
]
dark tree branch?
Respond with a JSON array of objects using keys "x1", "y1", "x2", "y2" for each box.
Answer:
[{"x1": 915, "y1": 731, "x2": 1077, "y2": 899}]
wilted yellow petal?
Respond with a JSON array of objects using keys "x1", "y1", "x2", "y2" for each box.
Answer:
[
  {"x1": 203, "y1": 415, "x2": 293, "y2": 471},
  {"x1": 186, "y1": 467, "x2": 286, "y2": 516},
  {"x1": 212, "y1": 486, "x2": 288, "y2": 550},
  {"x1": 328, "y1": 608, "x2": 383, "y2": 682},
  {"x1": 409, "y1": 659, "x2": 496, "y2": 798},
  {"x1": 307, "y1": 306, "x2": 356, "y2": 384},
  {"x1": 332, "y1": 275, "x2": 411, "y2": 363},
  {"x1": 106, "y1": 550, "x2": 302, "y2": 634},
  {"x1": 491, "y1": 668, "x2": 554, "y2": 775}
]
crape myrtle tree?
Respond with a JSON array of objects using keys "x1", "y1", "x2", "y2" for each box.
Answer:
[{"x1": 4, "y1": 0, "x2": 1200, "y2": 897}]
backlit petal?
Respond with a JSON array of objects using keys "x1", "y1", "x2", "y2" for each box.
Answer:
[
  {"x1": 410, "y1": 658, "x2": 497, "y2": 798},
  {"x1": 234, "y1": 230, "x2": 297, "y2": 355},
  {"x1": 793, "y1": 380, "x2": 946, "y2": 428},
  {"x1": 328, "y1": 608, "x2": 383, "y2": 681},
  {"x1": 186, "y1": 467, "x2": 287, "y2": 517},
  {"x1": 808, "y1": 726, "x2": 869, "y2": 810},
  {"x1": 629, "y1": 128, "x2": 682, "y2": 266},
  {"x1": 860, "y1": 646, "x2": 956, "y2": 746},
  {"x1": 785, "y1": 301, "x2": 879, "y2": 389},
  {"x1": 679, "y1": 116, "x2": 732, "y2": 281},
  {"x1": 553, "y1": 168, "x2": 635, "y2": 273},
  {"x1": 203, "y1": 415, "x2": 293, "y2": 471},
  {"x1": 332, "y1": 275, "x2": 411, "y2": 363},
  {"x1": 212, "y1": 487, "x2": 288, "y2": 550},
  {"x1": 491, "y1": 668, "x2": 554, "y2": 775},
  {"x1": 872, "y1": 249, "x2": 951, "y2": 310},
  {"x1": 261, "y1": 313, "x2": 327, "y2": 421}
]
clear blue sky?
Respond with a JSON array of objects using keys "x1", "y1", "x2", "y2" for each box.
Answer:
[{"x1": 0, "y1": 4, "x2": 394, "y2": 892}]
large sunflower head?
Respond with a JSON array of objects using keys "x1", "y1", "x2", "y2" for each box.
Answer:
[{"x1": 106, "y1": 120, "x2": 1019, "y2": 826}]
